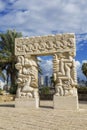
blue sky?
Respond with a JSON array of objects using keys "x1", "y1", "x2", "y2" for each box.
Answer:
[{"x1": 0, "y1": 0, "x2": 87, "y2": 80}]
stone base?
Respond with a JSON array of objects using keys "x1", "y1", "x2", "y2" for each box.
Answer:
[
  {"x1": 53, "y1": 95, "x2": 79, "y2": 110},
  {"x1": 15, "y1": 97, "x2": 39, "y2": 108}
]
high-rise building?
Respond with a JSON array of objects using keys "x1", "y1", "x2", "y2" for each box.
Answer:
[
  {"x1": 45, "y1": 76, "x2": 49, "y2": 86},
  {"x1": 38, "y1": 75, "x2": 44, "y2": 87}
]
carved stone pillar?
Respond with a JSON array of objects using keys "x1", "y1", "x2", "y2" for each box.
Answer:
[
  {"x1": 53, "y1": 52, "x2": 79, "y2": 110},
  {"x1": 15, "y1": 33, "x2": 79, "y2": 110},
  {"x1": 53, "y1": 52, "x2": 77, "y2": 96},
  {"x1": 15, "y1": 55, "x2": 39, "y2": 108}
]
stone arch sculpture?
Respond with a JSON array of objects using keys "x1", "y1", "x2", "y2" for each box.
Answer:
[{"x1": 15, "y1": 33, "x2": 78, "y2": 109}]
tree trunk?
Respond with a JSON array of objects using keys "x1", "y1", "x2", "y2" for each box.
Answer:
[
  {"x1": 10, "y1": 62, "x2": 17, "y2": 87},
  {"x1": 10, "y1": 71, "x2": 17, "y2": 87}
]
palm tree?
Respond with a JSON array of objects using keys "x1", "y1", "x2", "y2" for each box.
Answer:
[
  {"x1": 82, "y1": 62, "x2": 87, "y2": 81},
  {"x1": 0, "y1": 70, "x2": 6, "y2": 81},
  {"x1": 0, "y1": 30, "x2": 22, "y2": 88}
]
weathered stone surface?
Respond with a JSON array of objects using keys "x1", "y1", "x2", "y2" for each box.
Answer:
[
  {"x1": 15, "y1": 33, "x2": 78, "y2": 109},
  {"x1": 53, "y1": 95, "x2": 79, "y2": 110},
  {"x1": 15, "y1": 34, "x2": 76, "y2": 56},
  {"x1": 15, "y1": 97, "x2": 39, "y2": 108},
  {"x1": 53, "y1": 52, "x2": 77, "y2": 96},
  {"x1": 15, "y1": 55, "x2": 39, "y2": 99}
]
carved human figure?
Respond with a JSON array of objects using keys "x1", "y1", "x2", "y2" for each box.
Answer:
[
  {"x1": 53, "y1": 53, "x2": 65, "y2": 75},
  {"x1": 53, "y1": 54, "x2": 60, "y2": 72},
  {"x1": 69, "y1": 53, "x2": 77, "y2": 85},
  {"x1": 16, "y1": 75, "x2": 34, "y2": 98},
  {"x1": 15, "y1": 34, "x2": 77, "y2": 99},
  {"x1": 63, "y1": 80, "x2": 72, "y2": 96},
  {"x1": 24, "y1": 55, "x2": 38, "y2": 67},
  {"x1": 17, "y1": 56, "x2": 24, "y2": 65},
  {"x1": 53, "y1": 51, "x2": 77, "y2": 96},
  {"x1": 16, "y1": 55, "x2": 38, "y2": 98},
  {"x1": 64, "y1": 52, "x2": 77, "y2": 85},
  {"x1": 54, "y1": 52, "x2": 76, "y2": 86},
  {"x1": 60, "y1": 54, "x2": 65, "y2": 75},
  {"x1": 65, "y1": 62, "x2": 72, "y2": 78},
  {"x1": 55, "y1": 78, "x2": 64, "y2": 96},
  {"x1": 15, "y1": 56, "x2": 25, "y2": 76},
  {"x1": 22, "y1": 76, "x2": 33, "y2": 93}
]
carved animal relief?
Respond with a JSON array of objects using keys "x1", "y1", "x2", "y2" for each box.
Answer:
[
  {"x1": 15, "y1": 33, "x2": 77, "y2": 98},
  {"x1": 15, "y1": 55, "x2": 38, "y2": 98}
]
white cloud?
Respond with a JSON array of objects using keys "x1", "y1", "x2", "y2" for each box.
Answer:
[
  {"x1": 37, "y1": 57, "x2": 42, "y2": 61},
  {"x1": 82, "y1": 60, "x2": 87, "y2": 63},
  {"x1": 76, "y1": 61, "x2": 81, "y2": 69},
  {"x1": 76, "y1": 60, "x2": 86, "y2": 80},
  {"x1": 0, "y1": 1, "x2": 6, "y2": 11},
  {"x1": 0, "y1": 0, "x2": 86, "y2": 55},
  {"x1": 9, "y1": 0, "x2": 17, "y2": 3},
  {"x1": 64, "y1": 3, "x2": 79, "y2": 13},
  {"x1": 38, "y1": 57, "x2": 53, "y2": 76},
  {"x1": 0, "y1": 0, "x2": 87, "y2": 36}
]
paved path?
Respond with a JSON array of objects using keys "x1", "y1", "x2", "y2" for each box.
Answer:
[{"x1": 0, "y1": 101, "x2": 87, "y2": 130}]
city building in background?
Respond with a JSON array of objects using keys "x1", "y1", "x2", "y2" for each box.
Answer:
[
  {"x1": 45, "y1": 76, "x2": 49, "y2": 86},
  {"x1": 38, "y1": 75, "x2": 44, "y2": 87}
]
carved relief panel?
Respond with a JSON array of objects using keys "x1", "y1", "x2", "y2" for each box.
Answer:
[
  {"x1": 53, "y1": 52, "x2": 77, "y2": 96},
  {"x1": 15, "y1": 34, "x2": 76, "y2": 56},
  {"x1": 15, "y1": 33, "x2": 77, "y2": 98},
  {"x1": 15, "y1": 55, "x2": 38, "y2": 98}
]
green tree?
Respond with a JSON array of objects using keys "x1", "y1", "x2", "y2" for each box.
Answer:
[
  {"x1": 0, "y1": 70, "x2": 6, "y2": 81},
  {"x1": 0, "y1": 30, "x2": 22, "y2": 88},
  {"x1": 82, "y1": 62, "x2": 87, "y2": 81}
]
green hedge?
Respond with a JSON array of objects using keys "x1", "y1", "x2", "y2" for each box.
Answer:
[
  {"x1": 9, "y1": 84, "x2": 17, "y2": 94},
  {"x1": 39, "y1": 87, "x2": 50, "y2": 95},
  {"x1": 78, "y1": 86, "x2": 87, "y2": 94}
]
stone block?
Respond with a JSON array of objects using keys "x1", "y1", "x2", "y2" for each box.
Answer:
[
  {"x1": 15, "y1": 97, "x2": 39, "y2": 108},
  {"x1": 53, "y1": 95, "x2": 79, "y2": 110}
]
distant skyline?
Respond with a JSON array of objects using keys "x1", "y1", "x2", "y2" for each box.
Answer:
[{"x1": 0, "y1": 0, "x2": 87, "y2": 80}]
